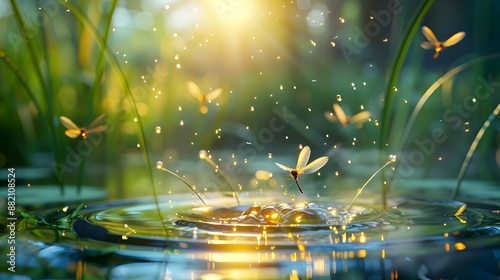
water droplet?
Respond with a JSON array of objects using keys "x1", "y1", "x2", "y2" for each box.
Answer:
[
  {"x1": 250, "y1": 106, "x2": 255, "y2": 112},
  {"x1": 336, "y1": 94, "x2": 342, "y2": 101},
  {"x1": 279, "y1": 85, "x2": 283, "y2": 90},
  {"x1": 133, "y1": 117, "x2": 138, "y2": 122},
  {"x1": 389, "y1": 155, "x2": 397, "y2": 162},
  {"x1": 155, "y1": 126, "x2": 161, "y2": 134},
  {"x1": 374, "y1": 120, "x2": 379, "y2": 126},
  {"x1": 268, "y1": 153, "x2": 272, "y2": 159},
  {"x1": 136, "y1": 143, "x2": 141, "y2": 148},
  {"x1": 156, "y1": 161, "x2": 164, "y2": 169},
  {"x1": 199, "y1": 150, "x2": 207, "y2": 159},
  {"x1": 180, "y1": 120, "x2": 184, "y2": 126},
  {"x1": 178, "y1": 106, "x2": 182, "y2": 111}
]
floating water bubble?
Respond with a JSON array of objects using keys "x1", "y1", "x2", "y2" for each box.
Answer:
[
  {"x1": 155, "y1": 126, "x2": 161, "y2": 134},
  {"x1": 180, "y1": 120, "x2": 184, "y2": 126},
  {"x1": 156, "y1": 161, "x2": 164, "y2": 169},
  {"x1": 336, "y1": 94, "x2": 342, "y2": 101},
  {"x1": 198, "y1": 150, "x2": 208, "y2": 159}
]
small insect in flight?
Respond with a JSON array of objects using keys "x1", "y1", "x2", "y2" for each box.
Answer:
[
  {"x1": 187, "y1": 81, "x2": 222, "y2": 114},
  {"x1": 420, "y1": 26, "x2": 465, "y2": 59},
  {"x1": 324, "y1": 103, "x2": 371, "y2": 128},
  {"x1": 59, "y1": 114, "x2": 107, "y2": 140},
  {"x1": 275, "y1": 146, "x2": 328, "y2": 194}
]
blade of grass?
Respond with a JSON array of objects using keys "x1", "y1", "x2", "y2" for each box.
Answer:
[
  {"x1": 451, "y1": 102, "x2": 500, "y2": 200},
  {"x1": 76, "y1": 0, "x2": 118, "y2": 195},
  {"x1": 379, "y1": 0, "x2": 435, "y2": 208},
  {"x1": 9, "y1": 0, "x2": 65, "y2": 194},
  {"x1": 399, "y1": 52, "x2": 500, "y2": 149},
  {"x1": 346, "y1": 156, "x2": 396, "y2": 212},
  {"x1": 60, "y1": 1, "x2": 167, "y2": 236}
]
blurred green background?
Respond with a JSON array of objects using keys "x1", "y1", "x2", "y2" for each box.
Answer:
[{"x1": 0, "y1": 0, "x2": 499, "y2": 202}]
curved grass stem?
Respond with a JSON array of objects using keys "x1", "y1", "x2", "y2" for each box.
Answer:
[
  {"x1": 199, "y1": 151, "x2": 240, "y2": 205},
  {"x1": 451, "y1": 103, "x2": 500, "y2": 200},
  {"x1": 346, "y1": 156, "x2": 397, "y2": 212},
  {"x1": 379, "y1": 0, "x2": 434, "y2": 208},
  {"x1": 156, "y1": 166, "x2": 213, "y2": 215},
  {"x1": 399, "y1": 52, "x2": 500, "y2": 149}
]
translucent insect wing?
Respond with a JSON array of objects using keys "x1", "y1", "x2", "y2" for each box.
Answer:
[
  {"x1": 301, "y1": 156, "x2": 328, "y2": 174},
  {"x1": 349, "y1": 111, "x2": 371, "y2": 125},
  {"x1": 205, "y1": 88, "x2": 222, "y2": 101},
  {"x1": 442, "y1": 31, "x2": 465, "y2": 47},
  {"x1": 60, "y1": 116, "x2": 82, "y2": 138},
  {"x1": 420, "y1": 41, "x2": 434, "y2": 50},
  {"x1": 421, "y1": 26, "x2": 438, "y2": 44},
  {"x1": 187, "y1": 81, "x2": 203, "y2": 100},
  {"x1": 296, "y1": 146, "x2": 311, "y2": 170},
  {"x1": 60, "y1": 116, "x2": 79, "y2": 130},
  {"x1": 275, "y1": 162, "x2": 293, "y2": 171},
  {"x1": 332, "y1": 103, "x2": 348, "y2": 125},
  {"x1": 88, "y1": 114, "x2": 106, "y2": 129}
]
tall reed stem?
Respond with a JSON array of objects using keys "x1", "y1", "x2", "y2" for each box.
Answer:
[{"x1": 379, "y1": 0, "x2": 434, "y2": 208}]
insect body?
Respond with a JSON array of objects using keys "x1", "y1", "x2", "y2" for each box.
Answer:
[
  {"x1": 275, "y1": 146, "x2": 328, "y2": 194},
  {"x1": 187, "y1": 81, "x2": 222, "y2": 114},
  {"x1": 420, "y1": 26, "x2": 465, "y2": 59},
  {"x1": 324, "y1": 103, "x2": 371, "y2": 128},
  {"x1": 59, "y1": 114, "x2": 107, "y2": 140}
]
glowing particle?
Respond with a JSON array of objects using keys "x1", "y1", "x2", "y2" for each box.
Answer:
[
  {"x1": 199, "y1": 150, "x2": 208, "y2": 159},
  {"x1": 155, "y1": 126, "x2": 161, "y2": 134},
  {"x1": 310, "y1": 40, "x2": 316, "y2": 46},
  {"x1": 178, "y1": 106, "x2": 182, "y2": 111},
  {"x1": 176, "y1": 64, "x2": 181, "y2": 69},
  {"x1": 156, "y1": 161, "x2": 164, "y2": 169},
  {"x1": 251, "y1": 106, "x2": 255, "y2": 112},
  {"x1": 336, "y1": 94, "x2": 342, "y2": 101},
  {"x1": 279, "y1": 85, "x2": 283, "y2": 90},
  {"x1": 180, "y1": 120, "x2": 184, "y2": 126},
  {"x1": 133, "y1": 117, "x2": 138, "y2": 122}
]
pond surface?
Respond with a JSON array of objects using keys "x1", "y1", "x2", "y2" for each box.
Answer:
[{"x1": 2, "y1": 191, "x2": 500, "y2": 279}]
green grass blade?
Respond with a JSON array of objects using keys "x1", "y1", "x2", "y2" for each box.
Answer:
[
  {"x1": 9, "y1": 0, "x2": 65, "y2": 194},
  {"x1": 451, "y1": 102, "x2": 500, "y2": 200},
  {"x1": 379, "y1": 0, "x2": 434, "y2": 208},
  {"x1": 60, "y1": 1, "x2": 168, "y2": 236},
  {"x1": 399, "y1": 53, "x2": 500, "y2": 149}
]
